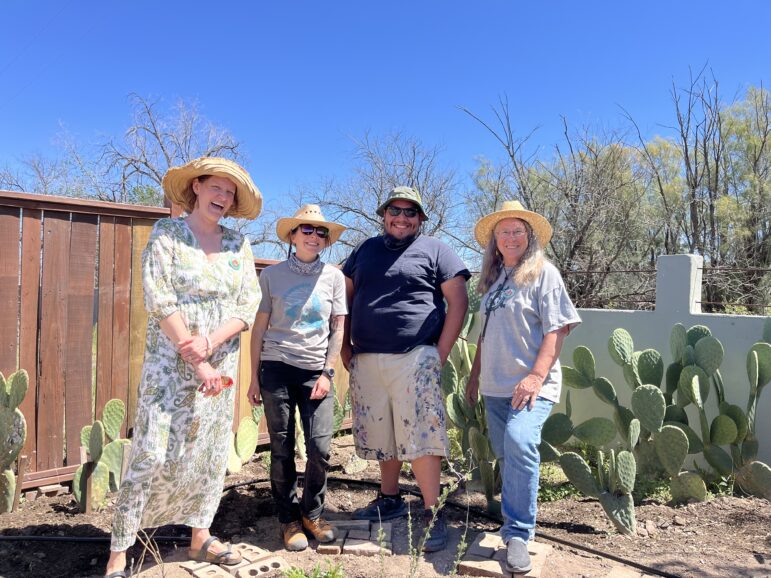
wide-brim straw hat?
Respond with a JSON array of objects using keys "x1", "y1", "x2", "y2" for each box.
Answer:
[
  {"x1": 162, "y1": 157, "x2": 262, "y2": 220},
  {"x1": 275, "y1": 204, "x2": 346, "y2": 245},
  {"x1": 474, "y1": 200, "x2": 552, "y2": 248}
]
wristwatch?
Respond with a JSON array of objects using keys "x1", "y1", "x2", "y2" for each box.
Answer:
[{"x1": 322, "y1": 368, "x2": 335, "y2": 380}]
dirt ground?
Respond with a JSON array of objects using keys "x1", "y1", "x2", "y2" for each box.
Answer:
[{"x1": 0, "y1": 436, "x2": 769, "y2": 578}]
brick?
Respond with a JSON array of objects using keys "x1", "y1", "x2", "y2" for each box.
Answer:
[
  {"x1": 342, "y1": 538, "x2": 392, "y2": 557},
  {"x1": 193, "y1": 565, "x2": 235, "y2": 578},
  {"x1": 457, "y1": 554, "x2": 511, "y2": 577},
  {"x1": 179, "y1": 559, "x2": 210, "y2": 574},
  {"x1": 467, "y1": 532, "x2": 505, "y2": 559},
  {"x1": 317, "y1": 537, "x2": 345, "y2": 555},
  {"x1": 235, "y1": 556, "x2": 290, "y2": 577},
  {"x1": 230, "y1": 543, "x2": 270, "y2": 563},
  {"x1": 490, "y1": 541, "x2": 552, "y2": 577},
  {"x1": 330, "y1": 519, "x2": 370, "y2": 531},
  {"x1": 346, "y1": 529, "x2": 371, "y2": 540},
  {"x1": 23, "y1": 490, "x2": 38, "y2": 502},
  {"x1": 38, "y1": 484, "x2": 66, "y2": 496},
  {"x1": 370, "y1": 522, "x2": 392, "y2": 542}
]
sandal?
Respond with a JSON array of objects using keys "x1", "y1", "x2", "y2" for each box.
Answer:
[
  {"x1": 105, "y1": 571, "x2": 129, "y2": 578},
  {"x1": 187, "y1": 535, "x2": 243, "y2": 566}
]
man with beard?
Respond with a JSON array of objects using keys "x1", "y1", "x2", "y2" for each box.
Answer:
[{"x1": 341, "y1": 186, "x2": 469, "y2": 552}]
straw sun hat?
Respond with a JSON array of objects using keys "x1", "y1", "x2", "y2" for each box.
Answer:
[
  {"x1": 275, "y1": 204, "x2": 346, "y2": 245},
  {"x1": 162, "y1": 157, "x2": 262, "y2": 220},
  {"x1": 474, "y1": 200, "x2": 552, "y2": 248}
]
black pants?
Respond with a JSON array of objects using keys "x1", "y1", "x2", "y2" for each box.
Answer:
[{"x1": 260, "y1": 360, "x2": 334, "y2": 523}]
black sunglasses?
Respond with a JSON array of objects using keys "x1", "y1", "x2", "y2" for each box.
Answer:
[
  {"x1": 386, "y1": 205, "x2": 420, "y2": 218},
  {"x1": 294, "y1": 224, "x2": 330, "y2": 238}
]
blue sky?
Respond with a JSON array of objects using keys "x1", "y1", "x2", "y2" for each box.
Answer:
[{"x1": 2, "y1": 1, "x2": 770, "y2": 207}]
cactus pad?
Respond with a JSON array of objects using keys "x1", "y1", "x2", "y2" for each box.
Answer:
[
  {"x1": 562, "y1": 366, "x2": 593, "y2": 389},
  {"x1": 694, "y1": 336, "x2": 724, "y2": 376},
  {"x1": 235, "y1": 416, "x2": 259, "y2": 463},
  {"x1": 80, "y1": 425, "x2": 92, "y2": 449},
  {"x1": 686, "y1": 325, "x2": 711, "y2": 347},
  {"x1": 538, "y1": 440, "x2": 561, "y2": 463},
  {"x1": 710, "y1": 415, "x2": 738, "y2": 446},
  {"x1": 469, "y1": 426, "x2": 492, "y2": 462},
  {"x1": 615, "y1": 451, "x2": 636, "y2": 494},
  {"x1": 704, "y1": 444, "x2": 734, "y2": 476},
  {"x1": 73, "y1": 461, "x2": 110, "y2": 511},
  {"x1": 608, "y1": 328, "x2": 634, "y2": 366},
  {"x1": 559, "y1": 452, "x2": 600, "y2": 498},
  {"x1": 664, "y1": 421, "x2": 703, "y2": 455},
  {"x1": 664, "y1": 404, "x2": 688, "y2": 425},
  {"x1": 0, "y1": 406, "x2": 27, "y2": 471},
  {"x1": 573, "y1": 346, "x2": 596, "y2": 380},
  {"x1": 441, "y1": 360, "x2": 459, "y2": 397},
  {"x1": 7, "y1": 370, "x2": 29, "y2": 411},
  {"x1": 573, "y1": 417, "x2": 616, "y2": 447},
  {"x1": 749, "y1": 343, "x2": 771, "y2": 391},
  {"x1": 720, "y1": 404, "x2": 748, "y2": 444},
  {"x1": 623, "y1": 353, "x2": 643, "y2": 390},
  {"x1": 670, "y1": 471, "x2": 707, "y2": 504},
  {"x1": 592, "y1": 377, "x2": 618, "y2": 406},
  {"x1": 627, "y1": 418, "x2": 640, "y2": 449},
  {"x1": 670, "y1": 324, "x2": 687, "y2": 362},
  {"x1": 631, "y1": 384, "x2": 666, "y2": 433},
  {"x1": 735, "y1": 460, "x2": 771, "y2": 500},
  {"x1": 637, "y1": 349, "x2": 664, "y2": 387},
  {"x1": 678, "y1": 366, "x2": 708, "y2": 408},
  {"x1": 89, "y1": 420, "x2": 105, "y2": 463},
  {"x1": 665, "y1": 362, "x2": 682, "y2": 398},
  {"x1": 614, "y1": 406, "x2": 636, "y2": 441},
  {"x1": 101, "y1": 399, "x2": 126, "y2": 442},
  {"x1": 0, "y1": 469, "x2": 15, "y2": 514},
  {"x1": 226, "y1": 432, "x2": 242, "y2": 474},
  {"x1": 446, "y1": 392, "x2": 466, "y2": 429},
  {"x1": 654, "y1": 425, "x2": 689, "y2": 476},
  {"x1": 541, "y1": 412, "x2": 574, "y2": 446},
  {"x1": 598, "y1": 491, "x2": 636, "y2": 535},
  {"x1": 101, "y1": 439, "x2": 131, "y2": 491}
]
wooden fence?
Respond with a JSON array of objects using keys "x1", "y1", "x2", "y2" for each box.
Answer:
[{"x1": 0, "y1": 191, "x2": 349, "y2": 491}]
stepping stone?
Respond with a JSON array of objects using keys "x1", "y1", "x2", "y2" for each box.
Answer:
[
  {"x1": 342, "y1": 538, "x2": 392, "y2": 557},
  {"x1": 230, "y1": 543, "x2": 271, "y2": 562},
  {"x1": 317, "y1": 537, "x2": 345, "y2": 555},
  {"x1": 459, "y1": 532, "x2": 551, "y2": 577},
  {"x1": 193, "y1": 565, "x2": 235, "y2": 578},
  {"x1": 346, "y1": 529, "x2": 371, "y2": 540},
  {"x1": 370, "y1": 522, "x2": 392, "y2": 542},
  {"x1": 330, "y1": 519, "x2": 370, "y2": 531},
  {"x1": 235, "y1": 556, "x2": 290, "y2": 577},
  {"x1": 179, "y1": 559, "x2": 209, "y2": 574}
]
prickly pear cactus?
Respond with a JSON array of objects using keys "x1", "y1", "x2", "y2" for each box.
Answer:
[
  {"x1": 598, "y1": 492, "x2": 636, "y2": 535},
  {"x1": 102, "y1": 399, "x2": 126, "y2": 442},
  {"x1": 0, "y1": 469, "x2": 15, "y2": 513},
  {"x1": 235, "y1": 416, "x2": 260, "y2": 463},
  {"x1": 735, "y1": 460, "x2": 771, "y2": 500},
  {"x1": 558, "y1": 452, "x2": 600, "y2": 498},
  {"x1": 654, "y1": 425, "x2": 689, "y2": 477},
  {"x1": 608, "y1": 329, "x2": 634, "y2": 367},
  {"x1": 631, "y1": 384, "x2": 666, "y2": 433},
  {"x1": 670, "y1": 471, "x2": 707, "y2": 504},
  {"x1": 637, "y1": 349, "x2": 664, "y2": 387},
  {"x1": 0, "y1": 370, "x2": 29, "y2": 514}
]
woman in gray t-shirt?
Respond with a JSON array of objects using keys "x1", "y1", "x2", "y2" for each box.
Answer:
[
  {"x1": 247, "y1": 205, "x2": 347, "y2": 552},
  {"x1": 466, "y1": 201, "x2": 581, "y2": 575}
]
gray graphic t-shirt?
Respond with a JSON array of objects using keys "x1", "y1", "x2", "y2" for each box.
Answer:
[
  {"x1": 479, "y1": 261, "x2": 581, "y2": 403},
  {"x1": 258, "y1": 260, "x2": 347, "y2": 370}
]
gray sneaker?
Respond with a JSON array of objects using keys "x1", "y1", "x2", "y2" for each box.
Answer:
[
  {"x1": 352, "y1": 492, "x2": 407, "y2": 521},
  {"x1": 421, "y1": 508, "x2": 447, "y2": 552},
  {"x1": 505, "y1": 538, "x2": 532, "y2": 573}
]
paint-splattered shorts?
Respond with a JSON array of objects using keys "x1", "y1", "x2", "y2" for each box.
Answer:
[{"x1": 349, "y1": 345, "x2": 448, "y2": 462}]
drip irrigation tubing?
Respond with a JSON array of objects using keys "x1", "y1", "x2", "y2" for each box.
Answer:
[{"x1": 0, "y1": 474, "x2": 681, "y2": 578}]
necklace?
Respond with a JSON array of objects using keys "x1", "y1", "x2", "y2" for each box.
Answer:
[
  {"x1": 480, "y1": 265, "x2": 516, "y2": 342},
  {"x1": 287, "y1": 253, "x2": 324, "y2": 276}
]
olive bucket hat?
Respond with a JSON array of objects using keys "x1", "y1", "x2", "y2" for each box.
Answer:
[{"x1": 375, "y1": 186, "x2": 427, "y2": 220}]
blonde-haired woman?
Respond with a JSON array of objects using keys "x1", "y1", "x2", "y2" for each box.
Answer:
[
  {"x1": 466, "y1": 201, "x2": 580, "y2": 574},
  {"x1": 105, "y1": 158, "x2": 262, "y2": 578}
]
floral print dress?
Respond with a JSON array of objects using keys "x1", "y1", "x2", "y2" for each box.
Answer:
[{"x1": 111, "y1": 218, "x2": 260, "y2": 551}]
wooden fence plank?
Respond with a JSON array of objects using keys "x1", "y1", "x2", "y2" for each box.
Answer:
[
  {"x1": 111, "y1": 218, "x2": 132, "y2": 433},
  {"x1": 19, "y1": 209, "x2": 41, "y2": 470},
  {"x1": 128, "y1": 219, "x2": 153, "y2": 431},
  {"x1": 0, "y1": 206, "x2": 19, "y2": 375},
  {"x1": 64, "y1": 214, "x2": 98, "y2": 463},
  {"x1": 95, "y1": 217, "x2": 115, "y2": 420},
  {"x1": 37, "y1": 213, "x2": 70, "y2": 470}
]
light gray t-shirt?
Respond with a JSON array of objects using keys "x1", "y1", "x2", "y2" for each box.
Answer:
[
  {"x1": 258, "y1": 261, "x2": 347, "y2": 370},
  {"x1": 479, "y1": 261, "x2": 581, "y2": 403}
]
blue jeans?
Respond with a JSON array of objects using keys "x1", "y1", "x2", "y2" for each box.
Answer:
[
  {"x1": 260, "y1": 361, "x2": 334, "y2": 524},
  {"x1": 483, "y1": 395, "x2": 554, "y2": 544}
]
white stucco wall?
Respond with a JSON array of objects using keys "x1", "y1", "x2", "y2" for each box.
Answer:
[{"x1": 556, "y1": 254, "x2": 770, "y2": 465}]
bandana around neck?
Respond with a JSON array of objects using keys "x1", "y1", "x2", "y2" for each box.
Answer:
[
  {"x1": 383, "y1": 232, "x2": 419, "y2": 251},
  {"x1": 288, "y1": 253, "x2": 324, "y2": 276}
]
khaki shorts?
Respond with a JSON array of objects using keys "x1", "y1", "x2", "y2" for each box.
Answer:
[{"x1": 349, "y1": 345, "x2": 448, "y2": 461}]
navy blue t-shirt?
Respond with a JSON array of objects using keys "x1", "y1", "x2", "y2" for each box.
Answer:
[{"x1": 342, "y1": 235, "x2": 470, "y2": 354}]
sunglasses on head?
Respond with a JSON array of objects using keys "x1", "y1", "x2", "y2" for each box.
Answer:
[
  {"x1": 294, "y1": 224, "x2": 330, "y2": 238},
  {"x1": 386, "y1": 205, "x2": 420, "y2": 218}
]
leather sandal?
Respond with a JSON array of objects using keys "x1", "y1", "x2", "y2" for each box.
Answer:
[
  {"x1": 105, "y1": 571, "x2": 129, "y2": 578},
  {"x1": 187, "y1": 535, "x2": 242, "y2": 566}
]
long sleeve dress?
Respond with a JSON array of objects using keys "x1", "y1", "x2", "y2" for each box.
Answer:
[{"x1": 111, "y1": 218, "x2": 260, "y2": 551}]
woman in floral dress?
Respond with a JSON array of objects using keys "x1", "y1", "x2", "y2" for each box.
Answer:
[{"x1": 105, "y1": 158, "x2": 262, "y2": 578}]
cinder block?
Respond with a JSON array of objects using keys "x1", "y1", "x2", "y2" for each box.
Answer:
[
  {"x1": 230, "y1": 543, "x2": 270, "y2": 562},
  {"x1": 467, "y1": 532, "x2": 505, "y2": 559},
  {"x1": 235, "y1": 556, "x2": 290, "y2": 577},
  {"x1": 193, "y1": 565, "x2": 235, "y2": 578},
  {"x1": 330, "y1": 519, "x2": 370, "y2": 531},
  {"x1": 346, "y1": 529, "x2": 371, "y2": 540},
  {"x1": 370, "y1": 522, "x2": 392, "y2": 542},
  {"x1": 223, "y1": 557, "x2": 254, "y2": 576},
  {"x1": 342, "y1": 538, "x2": 392, "y2": 557},
  {"x1": 179, "y1": 559, "x2": 210, "y2": 574}
]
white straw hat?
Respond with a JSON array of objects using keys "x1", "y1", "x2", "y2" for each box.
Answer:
[
  {"x1": 474, "y1": 200, "x2": 552, "y2": 248},
  {"x1": 275, "y1": 204, "x2": 346, "y2": 245}
]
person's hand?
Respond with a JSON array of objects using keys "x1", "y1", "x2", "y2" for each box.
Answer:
[
  {"x1": 196, "y1": 362, "x2": 223, "y2": 397},
  {"x1": 512, "y1": 373, "x2": 544, "y2": 411},
  {"x1": 247, "y1": 379, "x2": 262, "y2": 407},
  {"x1": 178, "y1": 335, "x2": 209, "y2": 366},
  {"x1": 465, "y1": 373, "x2": 480, "y2": 406},
  {"x1": 341, "y1": 344, "x2": 353, "y2": 371},
  {"x1": 310, "y1": 374, "x2": 331, "y2": 400}
]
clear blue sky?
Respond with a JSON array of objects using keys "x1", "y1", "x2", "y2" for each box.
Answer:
[{"x1": 2, "y1": 0, "x2": 770, "y2": 206}]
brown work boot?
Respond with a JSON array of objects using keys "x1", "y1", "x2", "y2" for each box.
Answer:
[
  {"x1": 281, "y1": 520, "x2": 308, "y2": 551},
  {"x1": 302, "y1": 515, "x2": 338, "y2": 543}
]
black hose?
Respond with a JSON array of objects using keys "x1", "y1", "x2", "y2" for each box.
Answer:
[{"x1": 0, "y1": 474, "x2": 680, "y2": 578}]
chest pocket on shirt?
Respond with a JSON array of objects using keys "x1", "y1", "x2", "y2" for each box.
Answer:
[{"x1": 397, "y1": 252, "x2": 435, "y2": 284}]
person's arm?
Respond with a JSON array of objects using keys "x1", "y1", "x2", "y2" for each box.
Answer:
[
  {"x1": 512, "y1": 326, "x2": 570, "y2": 410},
  {"x1": 436, "y1": 275, "x2": 469, "y2": 365},
  {"x1": 465, "y1": 335, "x2": 483, "y2": 406},
  {"x1": 158, "y1": 313, "x2": 223, "y2": 397},
  {"x1": 341, "y1": 276, "x2": 355, "y2": 370},
  {"x1": 177, "y1": 319, "x2": 248, "y2": 365},
  {"x1": 247, "y1": 312, "x2": 271, "y2": 406},
  {"x1": 310, "y1": 314, "x2": 345, "y2": 400}
]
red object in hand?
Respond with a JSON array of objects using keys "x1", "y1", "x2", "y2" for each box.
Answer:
[{"x1": 197, "y1": 376, "x2": 234, "y2": 394}]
